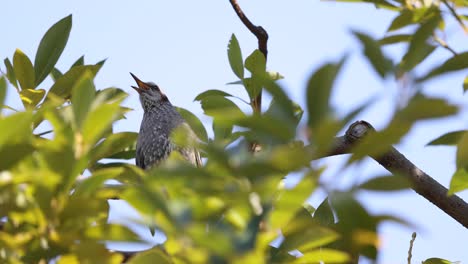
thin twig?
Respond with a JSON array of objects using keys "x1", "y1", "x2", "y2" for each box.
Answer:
[
  {"x1": 433, "y1": 35, "x2": 458, "y2": 56},
  {"x1": 442, "y1": 0, "x2": 468, "y2": 34},
  {"x1": 407, "y1": 232, "x2": 417, "y2": 264},
  {"x1": 322, "y1": 121, "x2": 468, "y2": 228}
]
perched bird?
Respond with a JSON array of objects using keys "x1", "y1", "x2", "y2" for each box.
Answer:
[{"x1": 130, "y1": 73, "x2": 201, "y2": 169}]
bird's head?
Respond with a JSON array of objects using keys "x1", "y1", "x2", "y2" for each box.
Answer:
[{"x1": 130, "y1": 72, "x2": 168, "y2": 112}]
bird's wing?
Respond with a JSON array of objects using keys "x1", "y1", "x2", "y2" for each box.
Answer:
[
  {"x1": 135, "y1": 147, "x2": 145, "y2": 170},
  {"x1": 194, "y1": 149, "x2": 202, "y2": 168}
]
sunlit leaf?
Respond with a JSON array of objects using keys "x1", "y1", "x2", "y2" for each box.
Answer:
[
  {"x1": 427, "y1": 130, "x2": 467, "y2": 146},
  {"x1": 245, "y1": 49, "x2": 266, "y2": 75},
  {"x1": 71, "y1": 71, "x2": 96, "y2": 129},
  {"x1": 353, "y1": 31, "x2": 393, "y2": 78},
  {"x1": 359, "y1": 174, "x2": 411, "y2": 191},
  {"x1": 175, "y1": 106, "x2": 208, "y2": 142},
  {"x1": 291, "y1": 249, "x2": 350, "y2": 263},
  {"x1": 448, "y1": 168, "x2": 468, "y2": 195},
  {"x1": 82, "y1": 102, "x2": 122, "y2": 146},
  {"x1": 19, "y1": 88, "x2": 45, "y2": 109},
  {"x1": 13, "y1": 49, "x2": 35, "y2": 90},
  {"x1": 422, "y1": 257, "x2": 458, "y2": 264},
  {"x1": 34, "y1": 14, "x2": 72, "y2": 86},
  {"x1": 227, "y1": 34, "x2": 244, "y2": 79},
  {"x1": 0, "y1": 112, "x2": 33, "y2": 147}
]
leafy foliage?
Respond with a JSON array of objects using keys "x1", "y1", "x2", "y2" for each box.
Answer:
[{"x1": 1, "y1": 0, "x2": 467, "y2": 262}]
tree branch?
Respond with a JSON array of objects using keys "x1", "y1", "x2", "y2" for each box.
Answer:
[
  {"x1": 407, "y1": 232, "x2": 417, "y2": 264},
  {"x1": 228, "y1": 0, "x2": 269, "y2": 153},
  {"x1": 322, "y1": 121, "x2": 468, "y2": 228}
]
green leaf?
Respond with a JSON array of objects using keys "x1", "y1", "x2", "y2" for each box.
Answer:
[
  {"x1": 174, "y1": 106, "x2": 208, "y2": 142},
  {"x1": 13, "y1": 49, "x2": 35, "y2": 90},
  {"x1": 82, "y1": 102, "x2": 121, "y2": 146},
  {"x1": 399, "y1": 15, "x2": 440, "y2": 72},
  {"x1": 4, "y1": 58, "x2": 18, "y2": 88},
  {"x1": 448, "y1": 168, "x2": 468, "y2": 195},
  {"x1": 194, "y1": 89, "x2": 234, "y2": 101},
  {"x1": 71, "y1": 71, "x2": 96, "y2": 129},
  {"x1": 47, "y1": 64, "x2": 101, "y2": 99},
  {"x1": 456, "y1": 131, "x2": 468, "y2": 169},
  {"x1": 127, "y1": 247, "x2": 173, "y2": 264},
  {"x1": 0, "y1": 76, "x2": 6, "y2": 106},
  {"x1": 422, "y1": 257, "x2": 456, "y2": 264},
  {"x1": 291, "y1": 249, "x2": 350, "y2": 264},
  {"x1": 213, "y1": 119, "x2": 233, "y2": 141},
  {"x1": 464, "y1": 75, "x2": 468, "y2": 92},
  {"x1": 0, "y1": 112, "x2": 33, "y2": 147},
  {"x1": 74, "y1": 167, "x2": 126, "y2": 196},
  {"x1": 398, "y1": 95, "x2": 458, "y2": 121},
  {"x1": 0, "y1": 143, "x2": 34, "y2": 171},
  {"x1": 71, "y1": 55, "x2": 85, "y2": 68},
  {"x1": 271, "y1": 174, "x2": 317, "y2": 229},
  {"x1": 427, "y1": 130, "x2": 467, "y2": 146},
  {"x1": 387, "y1": 8, "x2": 437, "y2": 32},
  {"x1": 34, "y1": 14, "x2": 72, "y2": 86},
  {"x1": 0, "y1": 112, "x2": 34, "y2": 170},
  {"x1": 353, "y1": 31, "x2": 393, "y2": 78},
  {"x1": 227, "y1": 34, "x2": 244, "y2": 79},
  {"x1": 245, "y1": 49, "x2": 266, "y2": 75},
  {"x1": 379, "y1": 34, "x2": 412, "y2": 45},
  {"x1": 387, "y1": 9, "x2": 414, "y2": 31},
  {"x1": 306, "y1": 58, "x2": 345, "y2": 129},
  {"x1": 326, "y1": 0, "x2": 398, "y2": 9},
  {"x1": 91, "y1": 132, "x2": 138, "y2": 163},
  {"x1": 199, "y1": 95, "x2": 245, "y2": 120},
  {"x1": 86, "y1": 224, "x2": 140, "y2": 242},
  {"x1": 359, "y1": 175, "x2": 411, "y2": 191},
  {"x1": 50, "y1": 67, "x2": 63, "y2": 81},
  {"x1": 314, "y1": 198, "x2": 335, "y2": 226},
  {"x1": 19, "y1": 88, "x2": 46, "y2": 108},
  {"x1": 418, "y1": 52, "x2": 468, "y2": 82}
]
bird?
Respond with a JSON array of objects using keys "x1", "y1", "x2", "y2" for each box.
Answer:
[{"x1": 130, "y1": 73, "x2": 201, "y2": 169}]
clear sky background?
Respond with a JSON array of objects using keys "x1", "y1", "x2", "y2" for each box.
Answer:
[{"x1": 2, "y1": 1, "x2": 468, "y2": 263}]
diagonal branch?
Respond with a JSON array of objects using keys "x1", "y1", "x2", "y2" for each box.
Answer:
[{"x1": 322, "y1": 121, "x2": 468, "y2": 228}]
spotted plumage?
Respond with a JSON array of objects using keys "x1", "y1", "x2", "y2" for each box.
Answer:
[{"x1": 131, "y1": 73, "x2": 201, "y2": 169}]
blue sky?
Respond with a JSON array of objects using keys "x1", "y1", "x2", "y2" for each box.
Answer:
[{"x1": 2, "y1": 1, "x2": 468, "y2": 263}]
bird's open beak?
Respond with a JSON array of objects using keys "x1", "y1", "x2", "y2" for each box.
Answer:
[{"x1": 130, "y1": 72, "x2": 151, "y2": 93}]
